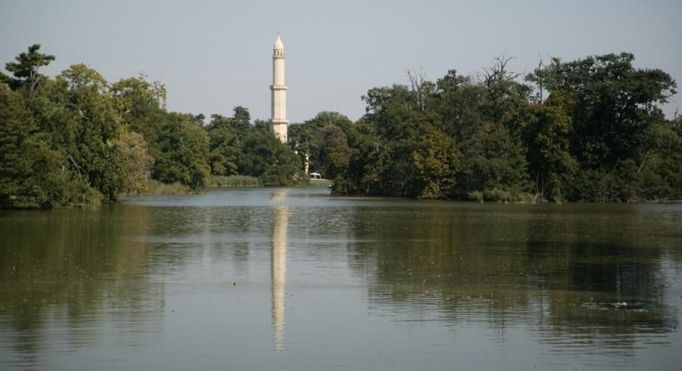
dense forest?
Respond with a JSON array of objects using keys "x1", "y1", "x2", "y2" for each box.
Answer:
[
  {"x1": 0, "y1": 45, "x2": 303, "y2": 208},
  {"x1": 1, "y1": 45, "x2": 680, "y2": 208},
  {"x1": 306, "y1": 55, "x2": 681, "y2": 202}
]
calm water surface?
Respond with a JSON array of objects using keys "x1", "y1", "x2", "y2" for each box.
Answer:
[{"x1": 1, "y1": 187, "x2": 681, "y2": 370}]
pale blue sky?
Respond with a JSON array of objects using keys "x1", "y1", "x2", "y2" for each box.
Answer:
[{"x1": 1, "y1": 0, "x2": 680, "y2": 122}]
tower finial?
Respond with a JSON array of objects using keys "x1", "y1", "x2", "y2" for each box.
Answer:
[{"x1": 274, "y1": 34, "x2": 284, "y2": 50}]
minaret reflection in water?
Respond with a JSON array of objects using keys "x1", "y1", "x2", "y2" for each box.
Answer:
[{"x1": 270, "y1": 190, "x2": 288, "y2": 351}]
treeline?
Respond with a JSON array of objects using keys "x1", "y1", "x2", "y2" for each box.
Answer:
[
  {"x1": 291, "y1": 54, "x2": 681, "y2": 202},
  {"x1": 1, "y1": 45, "x2": 680, "y2": 208},
  {"x1": 0, "y1": 45, "x2": 303, "y2": 208}
]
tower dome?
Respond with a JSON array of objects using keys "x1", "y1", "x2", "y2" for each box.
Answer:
[{"x1": 274, "y1": 34, "x2": 284, "y2": 50}]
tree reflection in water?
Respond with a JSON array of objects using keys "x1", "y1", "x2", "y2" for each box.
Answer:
[
  {"x1": 0, "y1": 189, "x2": 680, "y2": 369},
  {"x1": 345, "y1": 203, "x2": 678, "y2": 354},
  {"x1": 0, "y1": 206, "x2": 163, "y2": 368}
]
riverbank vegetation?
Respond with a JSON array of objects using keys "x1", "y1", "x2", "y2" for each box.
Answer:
[
  {"x1": 210, "y1": 175, "x2": 262, "y2": 188},
  {"x1": 290, "y1": 55, "x2": 680, "y2": 203},
  {"x1": 1, "y1": 45, "x2": 680, "y2": 208},
  {"x1": 0, "y1": 45, "x2": 305, "y2": 208}
]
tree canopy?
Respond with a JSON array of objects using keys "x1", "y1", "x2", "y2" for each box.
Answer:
[
  {"x1": 0, "y1": 46, "x2": 304, "y2": 208},
  {"x1": 315, "y1": 53, "x2": 680, "y2": 202},
  {"x1": 1, "y1": 45, "x2": 679, "y2": 208}
]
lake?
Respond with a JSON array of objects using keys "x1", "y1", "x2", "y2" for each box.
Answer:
[{"x1": 1, "y1": 187, "x2": 681, "y2": 370}]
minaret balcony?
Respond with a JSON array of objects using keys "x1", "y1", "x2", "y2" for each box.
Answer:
[{"x1": 270, "y1": 84, "x2": 288, "y2": 90}]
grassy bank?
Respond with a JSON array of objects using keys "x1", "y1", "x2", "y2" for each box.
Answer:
[
  {"x1": 116, "y1": 176, "x2": 329, "y2": 199},
  {"x1": 309, "y1": 178, "x2": 332, "y2": 188},
  {"x1": 210, "y1": 175, "x2": 263, "y2": 188},
  {"x1": 119, "y1": 180, "x2": 195, "y2": 196}
]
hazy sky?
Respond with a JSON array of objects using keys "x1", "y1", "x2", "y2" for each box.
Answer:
[{"x1": 1, "y1": 0, "x2": 680, "y2": 122}]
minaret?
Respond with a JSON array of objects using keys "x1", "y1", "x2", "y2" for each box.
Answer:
[{"x1": 271, "y1": 34, "x2": 288, "y2": 143}]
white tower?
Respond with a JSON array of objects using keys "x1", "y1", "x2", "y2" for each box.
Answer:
[{"x1": 271, "y1": 34, "x2": 288, "y2": 143}]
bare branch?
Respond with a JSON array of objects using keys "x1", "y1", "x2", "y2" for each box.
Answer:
[{"x1": 407, "y1": 67, "x2": 428, "y2": 111}]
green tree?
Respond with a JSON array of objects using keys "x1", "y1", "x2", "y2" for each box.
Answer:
[
  {"x1": 318, "y1": 124, "x2": 351, "y2": 180},
  {"x1": 529, "y1": 53, "x2": 676, "y2": 170},
  {"x1": 435, "y1": 70, "x2": 486, "y2": 143},
  {"x1": 411, "y1": 125, "x2": 460, "y2": 198},
  {"x1": 116, "y1": 131, "x2": 153, "y2": 194},
  {"x1": 49, "y1": 64, "x2": 126, "y2": 201},
  {"x1": 527, "y1": 53, "x2": 678, "y2": 201},
  {"x1": 206, "y1": 114, "x2": 240, "y2": 176},
  {"x1": 288, "y1": 112, "x2": 354, "y2": 176},
  {"x1": 480, "y1": 57, "x2": 531, "y2": 128},
  {"x1": 238, "y1": 125, "x2": 302, "y2": 185},
  {"x1": 457, "y1": 123, "x2": 528, "y2": 200},
  {"x1": 361, "y1": 85, "x2": 422, "y2": 196},
  {"x1": 328, "y1": 119, "x2": 376, "y2": 194},
  {"x1": 523, "y1": 93, "x2": 578, "y2": 201},
  {"x1": 0, "y1": 44, "x2": 55, "y2": 97},
  {"x1": 0, "y1": 85, "x2": 67, "y2": 208},
  {"x1": 355, "y1": 83, "x2": 461, "y2": 198},
  {"x1": 626, "y1": 120, "x2": 682, "y2": 201},
  {"x1": 111, "y1": 76, "x2": 166, "y2": 157},
  {"x1": 232, "y1": 105, "x2": 252, "y2": 138},
  {"x1": 153, "y1": 112, "x2": 210, "y2": 188},
  {"x1": 288, "y1": 121, "x2": 317, "y2": 173},
  {"x1": 0, "y1": 82, "x2": 100, "y2": 208}
]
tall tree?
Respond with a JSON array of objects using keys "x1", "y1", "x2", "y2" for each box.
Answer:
[
  {"x1": 153, "y1": 112, "x2": 210, "y2": 188},
  {"x1": 457, "y1": 123, "x2": 528, "y2": 198},
  {"x1": 523, "y1": 93, "x2": 578, "y2": 201},
  {"x1": 232, "y1": 105, "x2": 252, "y2": 138},
  {"x1": 318, "y1": 124, "x2": 351, "y2": 180},
  {"x1": 435, "y1": 70, "x2": 485, "y2": 143},
  {"x1": 206, "y1": 114, "x2": 240, "y2": 176},
  {"x1": 0, "y1": 85, "x2": 65, "y2": 207},
  {"x1": 116, "y1": 131, "x2": 153, "y2": 194},
  {"x1": 111, "y1": 76, "x2": 166, "y2": 157},
  {"x1": 529, "y1": 53, "x2": 676, "y2": 170},
  {"x1": 0, "y1": 44, "x2": 55, "y2": 97},
  {"x1": 238, "y1": 125, "x2": 301, "y2": 185},
  {"x1": 49, "y1": 64, "x2": 127, "y2": 201}
]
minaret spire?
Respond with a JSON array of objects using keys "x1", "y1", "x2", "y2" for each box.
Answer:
[{"x1": 271, "y1": 34, "x2": 288, "y2": 143}]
